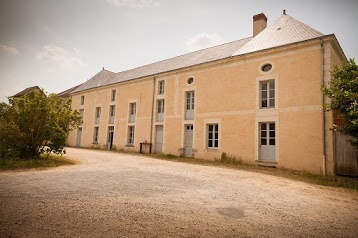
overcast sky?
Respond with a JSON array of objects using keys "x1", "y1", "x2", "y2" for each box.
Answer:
[{"x1": 0, "y1": 0, "x2": 357, "y2": 102}]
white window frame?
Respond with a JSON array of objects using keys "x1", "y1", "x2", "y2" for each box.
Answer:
[
  {"x1": 207, "y1": 124, "x2": 219, "y2": 149},
  {"x1": 260, "y1": 80, "x2": 275, "y2": 109},
  {"x1": 109, "y1": 105, "x2": 115, "y2": 124},
  {"x1": 127, "y1": 126, "x2": 135, "y2": 145},
  {"x1": 93, "y1": 127, "x2": 99, "y2": 144},
  {"x1": 156, "y1": 99, "x2": 165, "y2": 122},
  {"x1": 79, "y1": 109, "x2": 84, "y2": 124},
  {"x1": 129, "y1": 102, "x2": 136, "y2": 122},
  {"x1": 185, "y1": 90, "x2": 195, "y2": 120},
  {"x1": 158, "y1": 80, "x2": 165, "y2": 94},
  {"x1": 111, "y1": 90, "x2": 116, "y2": 102},
  {"x1": 95, "y1": 107, "x2": 101, "y2": 124}
]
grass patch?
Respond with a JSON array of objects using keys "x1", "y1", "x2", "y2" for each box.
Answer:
[{"x1": 0, "y1": 154, "x2": 77, "y2": 171}]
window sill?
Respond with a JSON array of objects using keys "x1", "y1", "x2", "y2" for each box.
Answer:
[
  {"x1": 206, "y1": 148, "x2": 219, "y2": 151},
  {"x1": 92, "y1": 142, "x2": 98, "y2": 145},
  {"x1": 125, "y1": 144, "x2": 134, "y2": 147}
]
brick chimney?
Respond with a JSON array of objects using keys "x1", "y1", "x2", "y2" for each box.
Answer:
[{"x1": 253, "y1": 13, "x2": 267, "y2": 37}]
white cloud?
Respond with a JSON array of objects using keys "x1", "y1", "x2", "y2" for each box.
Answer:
[
  {"x1": 107, "y1": 0, "x2": 160, "y2": 8},
  {"x1": 36, "y1": 45, "x2": 87, "y2": 71},
  {"x1": 185, "y1": 32, "x2": 225, "y2": 52},
  {"x1": 0, "y1": 44, "x2": 20, "y2": 55}
]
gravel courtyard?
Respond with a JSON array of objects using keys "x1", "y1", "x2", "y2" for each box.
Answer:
[{"x1": 0, "y1": 147, "x2": 357, "y2": 237}]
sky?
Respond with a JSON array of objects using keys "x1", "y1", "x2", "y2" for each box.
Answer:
[{"x1": 0, "y1": 0, "x2": 357, "y2": 102}]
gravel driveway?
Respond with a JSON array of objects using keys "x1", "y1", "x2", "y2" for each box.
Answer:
[{"x1": 0, "y1": 147, "x2": 357, "y2": 237}]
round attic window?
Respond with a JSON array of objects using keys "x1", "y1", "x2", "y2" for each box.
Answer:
[
  {"x1": 261, "y1": 63, "x2": 272, "y2": 72},
  {"x1": 187, "y1": 77, "x2": 194, "y2": 84}
]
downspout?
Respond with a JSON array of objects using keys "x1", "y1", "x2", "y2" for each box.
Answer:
[
  {"x1": 320, "y1": 38, "x2": 327, "y2": 176},
  {"x1": 150, "y1": 77, "x2": 156, "y2": 144}
]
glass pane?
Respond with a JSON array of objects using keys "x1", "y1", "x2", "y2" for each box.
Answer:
[
  {"x1": 209, "y1": 125, "x2": 213, "y2": 132},
  {"x1": 215, "y1": 125, "x2": 218, "y2": 131},
  {"x1": 269, "y1": 123, "x2": 275, "y2": 130},
  {"x1": 209, "y1": 133, "x2": 213, "y2": 139},
  {"x1": 269, "y1": 131, "x2": 275, "y2": 138},
  {"x1": 261, "y1": 100, "x2": 267, "y2": 108},
  {"x1": 215, "y1": 132, "x2": 218, "y2": 139},
  {"x1": 208, "y1": 140, "x2": 212, "y2": 147},
  {"x1": 261, "y1": 139, "x2": 267, "y2": 145},
  {"x1": 270, "y1": 99, "x2": 275, "y2": 107},
  {"x1": 261, "y1": 83, "x2": 267, "y2": 90},
  {"x1": 261, "y1": 131, "x2": 267, "y2": 138},
  {"x1": 262, "y1": 91, "x2": 267, "y2": 99},
  {"x1": 269, "y1": 90, "x2": 275, "y2": 98},
  {"x1": 214, "y1": 140, "x2": 218, "y2": 148},
  {"x1": 261, "y1": 123, "x2": 266, "y2": 130},
  {"x1": 269, "y1": 81, "x2": 275, "y2": 89},
  {"x1": 269, "y1": 139, "x2": 275, "y2": 145}
]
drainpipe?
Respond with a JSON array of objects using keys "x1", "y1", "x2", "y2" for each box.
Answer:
[
  {"x1": 150, "y1": 77, "x2": 156, "y2": 144},
  {"x1": 320, "y1": 38, "x2": 326, "y2": 176}
]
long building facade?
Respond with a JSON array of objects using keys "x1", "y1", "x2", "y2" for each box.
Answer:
[{"x1": 66, "y1": 12, "x2": 347, "y2": 175}]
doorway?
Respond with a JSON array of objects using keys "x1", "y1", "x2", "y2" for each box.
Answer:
[
  {"x1": 76, "y1": 127, "x2": 82, "y2": 147},
  {"x1": 259, "y1": 122, "x2": 276, "y2": 161},
  {"x1": 107, "y1": 126, "x2": 114, "y2": 149},
  {"x1": 184, "y1": 124, "x2": 193, "y2": 157},
  {"x1": 155, "y1": 125, "x2": 164, "y2": 153}
]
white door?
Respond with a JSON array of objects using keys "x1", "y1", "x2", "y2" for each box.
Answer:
[
  {"x1": 184, "y1": 125, "x2": 193, "y2": 157},
  {"x1": 107, "y1": 126, "x2": 114, "y2": 149},
  {"x1": 259, "y1": 123, "x2": 276, "y2": 161},
  {"x1": 155, "y1": 125, "x2": 164, "y2": 153},
  {"x1": 76, "y1": 128, "x2": 82, "y2": 147}
]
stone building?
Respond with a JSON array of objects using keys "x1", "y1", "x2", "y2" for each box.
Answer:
[{"x1": 66, "y1": 12, "x2": 347, "y2": 175}]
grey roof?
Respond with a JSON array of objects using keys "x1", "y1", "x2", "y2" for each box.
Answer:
[
  {"x1": 72, "y1": 13, "x2": 325, "y2": 94},
  {"x1": 72, "y1": 38, "x2": 251, "y2": 94},
  {"x1": 12, "y1": 86, "x2": 43, "y2": 97},
  {"x1": 233, "y1": 14, "x2": 323, "y2": 56},
  {"x1": 57, "y1": 83, "x2": 83, "y2": 98}
]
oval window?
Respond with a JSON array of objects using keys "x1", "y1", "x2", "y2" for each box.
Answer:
[
  {"x1": 261, "y1": 64, "x2": 272, "y2": 72},
  {"x1": 187, "y1": 77, "x2": 194, "y2": 84}
]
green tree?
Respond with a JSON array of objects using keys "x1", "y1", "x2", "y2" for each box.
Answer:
[
  {"x1": 0, "y1": 90, "x2": 82, "y2": 159},
  {"x1": 322, "y1": 58, "x2": 358, "y2": 148}
]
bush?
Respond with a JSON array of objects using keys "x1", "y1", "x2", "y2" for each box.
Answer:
[{"x1": 215, "y1": 152, "x2": 243, "y2": 165}]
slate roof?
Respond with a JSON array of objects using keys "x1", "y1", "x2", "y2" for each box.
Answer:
[
  {"x1": 58, "y1": 83, "x2": 83, "y2": 98},
  {"x1": 12, "y1": 86, "x2": 43, "y2": 97},
  {"x1": 233, "y1": 14, "x2": 323, "y2": 56},
  {"x1": 72, "y1": 13, "x2": 326, "y2": 94}
]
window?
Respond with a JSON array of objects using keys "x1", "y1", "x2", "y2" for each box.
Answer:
[
  {"x1": 261, "y1": 63, "x2": 272, "y2": 72},
  {"x1": 260, "y1": 123, "x2": 275, "y2": 146},
  {"x1": 158, "y1": 80, "x2": 165, "y2": 94},
  {"x1": 260, "y1": 80, "x2": 275, "y2": 108},
  {"x1": 185, "y1": 91, "x2": 195, "y2": 120},
  {"x1": 127, "y1": 126, "x2": 135, "y2": 145},
  {"x1": 129, "y1": 103, "x2": 136, "y2": 122},
  {"x1": 109, "y1": 105, "x2": 115, "y2": 124},
  {"x1": 156, "y1": 99, "x2": 165, "y2": 121},
  {"x1": 93, "y1": 127, "x2": 99, "y2": 144},
  {"x1": 79, "y1": 109, "x2": 84, "y2": 124},
  {"x1": 111, "y1": 90, "x2": 116, "y2": 102},
  {"x1": 95, "y1": 107, "x2": 101, "y2": 124},
  {"x1": 207, "y1": 124, "x2": 219, "y2": 149},
  {"x1": 80, "y1": 96, "x2": 84, "y2": 105},
  {"x1": 187, "y1": 77, "x2": 194, "y2": 84}
]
